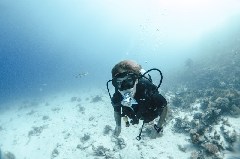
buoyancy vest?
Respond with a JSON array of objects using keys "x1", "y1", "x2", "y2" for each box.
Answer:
[{"x1": 120, "y1": 78, "x2": 160, "y2": 124}]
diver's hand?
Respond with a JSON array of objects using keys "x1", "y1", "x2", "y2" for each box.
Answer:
[
  {"x1": 150, "y1": 129, "x2": 158, "y2": 139},
  {"x1": 150, "y1": 125, "x2": 163, "y2": 139},
  {"x1": 113, "y1": 126, "x2": 121, "y2": 137}
]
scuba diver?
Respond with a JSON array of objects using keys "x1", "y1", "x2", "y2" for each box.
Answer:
[{"x1": 106, "y1": 60, "x2": 168, "y2": 140}]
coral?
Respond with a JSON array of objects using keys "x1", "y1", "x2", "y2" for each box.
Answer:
[
  {"x1": 202, "y1": 108, "x2": 222, "y2": 125},
  {"x1": 213, "y1": 131, "x2": 221, "y2": 140},
  {"x1": 215, "y1": 97, "x2": 230, "y2": 112},
  {"x1": 89, "y1": 116, "x2": 95, "y2": 121},
  {"x1": 51, "y1": 107, "x2": 60, "y2": 112},
  {"x1": 230, "y1": 104, "x2": 240, "y2": 117},
  {"x1": 80, "y1": 133, "x2": 90, "y2": 143},
  {"x1": 77, "y1": 97, "x2": 81, "y2": 102},
  {"x1": 92, "y1": 145, "x2": 113, "y2": 158},
  {"x1": 76, "y1": 104, "x2": 85, "y2": 114},
  {"x1": 202, "y1": 142, "x2": 219, "y2": 155},
  {"x1": 51, "y1": 148, "x2": 59, "y2": 159},
  {"x1": 71, "y1": 97, "x2": 77, "y2": 102},
  {"x1": 26, "y1": 110, "x2": 36, "y2": 115},
  {"x1": 171, "y1": 91, "x2": 196, "y2": 109},
  {"x1": 168, "y1": 48, "x2": 240, "y2": 158},
  {"x1": 113, "y1": 137, "x2": 126, "y2": 150},
  {"x1": 90, "y1": 95, "x2": 103, "y2": 103},
  {"x1": 103, "y1": 125, "x2": 112, "y2": 135},
  {"x1": 190, "y1": 151, "x2": 204, "y2": 159},
  {"x1": 171, "y1": 96, "x2": 183, "y2": 107},
  {"x1": 177, "y1": 144, "x2": 187, "y2": 152},
  {"x1": 2, "y1": 151, "x2": 16, "y2": 159},
  {"x1": 193, "y1": 112, "x2": 203, "y2": 119},
  {"x1": 64, "y1": 132, "x2": 71, "y2": 139},
  {"x1": 221, "y1": 128, "x2": 237, "y2": 144},
  {"x1": 190, "y1": 129, "x2": 205, "y2": 144},
  {"x1": 173, "y1": 117, "x2": 191, "y2": 133},
  {"x1": 42, "y1": 115, "x2": 49, "y2": 120},
  {"x1": 28, "y1": 125, "x2": 47, "y2": 137}
]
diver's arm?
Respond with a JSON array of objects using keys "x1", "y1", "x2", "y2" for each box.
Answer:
[
  {"x1": 114, "y1": 111, "x2": 121, "y2": 126},
  {"x1": 156, "y1": 106, "x2": 167, "y2": 128},
  {"x1": 150, "y1": 105, "x2": 167, "y2": 139},
  {"x1": 113, "y1": 111, "x2": 121, "y2": 137},
  {"x1": 152, "y1": 93, "x2": 168, "y2": 132},
  {"x1": 111, "y1": 92, "x2": 122, "y2": 137}
]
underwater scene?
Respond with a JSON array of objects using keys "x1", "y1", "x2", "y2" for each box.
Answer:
[{"x1": 0, "y1": 0, "x2": 240, "y2": 158}]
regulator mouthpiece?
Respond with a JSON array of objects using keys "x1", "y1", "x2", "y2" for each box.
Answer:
[{"x1": 120, "y1": 90, "x2": 138, "y2": 107}]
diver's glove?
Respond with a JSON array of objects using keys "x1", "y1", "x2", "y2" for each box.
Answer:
[
  {"x1": 154, "y1": 124, "x2": 163, "y2": 133},
  {"x1": 113, "y1": 126, "x2": 121, "y2": 137},
  {"x1": 150, "y1": 125, "x2": 163, "y2": 139},
  {"x1": 130, "y1": 118, "x2": 139, "y2": 125}
]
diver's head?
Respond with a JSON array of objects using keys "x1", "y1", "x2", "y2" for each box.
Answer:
[
  {"x1": 111, "y1": 60, "x2": 141, "y2": 91},
  {"x1": 111, "y1": 60, "x2": 142, "y2": 78},
  {"x1": 111, "y1": 60, "x2": 141, "y2": 107}
]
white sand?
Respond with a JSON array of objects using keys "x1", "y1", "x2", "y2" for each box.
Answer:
[{"x1": 0, "y1": 88, "x2": 238, "y2": 159}]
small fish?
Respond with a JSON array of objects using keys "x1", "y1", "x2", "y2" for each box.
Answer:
[{"x1": 75, "y1": 72, "x2": 89, "y2": 78}]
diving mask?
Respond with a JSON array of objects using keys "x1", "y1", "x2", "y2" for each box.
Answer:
[{"x1": 112, "y1": 72, "x2": 137, "y2": 91}]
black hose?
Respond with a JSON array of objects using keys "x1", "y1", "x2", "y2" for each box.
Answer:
[
  {"x1": 141, "y1": 68, "x2": 163, "y2": 89},
  {"x1": 106, "y1": 80, "x2": 112, "y2": 99}
]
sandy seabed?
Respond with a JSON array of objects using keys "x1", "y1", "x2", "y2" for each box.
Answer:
[{"x1": 0, "y1": 88, "x2": 239, "y2": 159}]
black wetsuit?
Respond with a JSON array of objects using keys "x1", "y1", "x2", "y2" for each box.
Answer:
[{"x1": 111, "y1": 78, "x2": 167, "y2": 124}]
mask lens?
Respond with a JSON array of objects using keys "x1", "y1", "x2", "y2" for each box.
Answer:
[
  {"x1": 121, "y1": 77, "x2": 135, "y2": 90},
  {"x1": 112, "y1": 73, "x2": 136, "y2": 90}
]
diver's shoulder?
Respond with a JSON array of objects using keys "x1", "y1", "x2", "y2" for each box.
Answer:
[
  {"x1": 111, "y1": 91, "x2": 122, "y2": 103},
  {"x1": 137, "y1": 78, "x2": 158, "y2": 93},
  {"x1": 138, "y1": 78, "x2": 155, "y2": 87}
]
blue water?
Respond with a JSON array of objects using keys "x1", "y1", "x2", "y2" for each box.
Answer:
[{"x1": 1, "y1": 0, "x2": 240, "y2": 103}]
